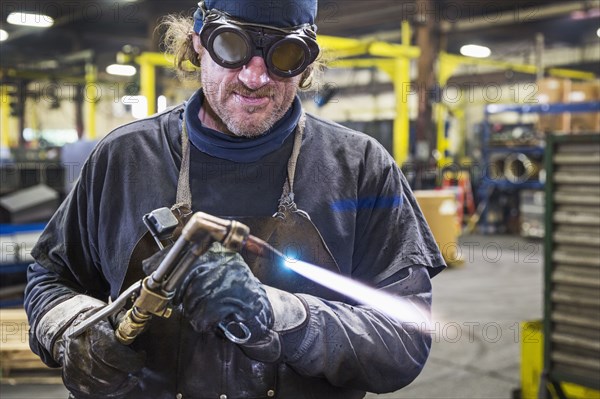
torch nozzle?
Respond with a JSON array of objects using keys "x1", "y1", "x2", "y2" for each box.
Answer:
[{"x1": 244, "y1": 235, "x2": 284, "y2": 260}]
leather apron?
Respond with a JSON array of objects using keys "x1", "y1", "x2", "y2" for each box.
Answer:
[{"x1": 118, "y1": 114, "x2": 360, "y2": 398}]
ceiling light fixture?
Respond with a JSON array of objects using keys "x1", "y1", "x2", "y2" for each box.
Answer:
[
  {"x1": 597, "y1": 27, "x2": 600, "y2": 38},
  {"x1": 7, "y1": 12, "x2": 54, "y2": 27},
  {"x1": 0, "y1": 29, "x2": 8, "y2": 41},
  {"x1": 460, "y1": 44, "x2": 491, "y2": 58},
  {"x1": 106, "y1": 64, "x2": 137, "y2": 76}
]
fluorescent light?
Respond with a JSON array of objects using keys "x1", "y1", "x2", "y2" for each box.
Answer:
[
  {"x1": 7, "y1": 12, "x2": 54, "y2": 27},
  {"x1": 106, "y1": 64, "x2": 137, "y2": 76},
  {"x1": 597, "y1": 27, "x2": 600, "y2": 38},
  {"x1": 460, "y1": 44, "x2": 491, "y2": 58},
  {"x1": 0, "y1": 29, "x2": 8, "y2": 41}
]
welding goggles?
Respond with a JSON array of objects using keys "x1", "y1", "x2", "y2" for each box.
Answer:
[{"x1": 198, "y1": 9, "x2": 320, "y2": 78}]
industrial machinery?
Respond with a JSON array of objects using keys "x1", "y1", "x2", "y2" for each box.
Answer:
[{"x1": 540, "y1": 133, "x2": 600, "y2": 397}]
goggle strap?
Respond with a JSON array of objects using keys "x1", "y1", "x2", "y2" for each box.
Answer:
[{"x1": 200, "y1": 6, "x2": 317, "y2": 36}]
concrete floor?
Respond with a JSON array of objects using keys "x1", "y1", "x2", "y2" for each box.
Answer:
[
  {"x1": 367, "y1": 234, "x2": 543, "y2": 399},
  {"x1": 1, "y1": 234, "x2": 543, "y2": 399}
]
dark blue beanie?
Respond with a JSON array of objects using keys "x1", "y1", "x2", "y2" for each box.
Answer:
[{"x1": 193, "y1": 0, "x2": 318, "y2": 33}]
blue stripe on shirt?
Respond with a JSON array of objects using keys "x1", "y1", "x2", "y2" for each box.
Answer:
[{"x1": 331, "y1": 195, "x2": 403, "y2": 212}]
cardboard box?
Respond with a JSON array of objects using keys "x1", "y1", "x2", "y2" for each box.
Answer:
[
  {"x1": 535, "y1": 78, "x2": 571, "y2": 104},
  {"x1": 568, "y1": 81, "x2": 600, "y2": 102},
  {"x1": 535, "y1": 78, "x2": 571, "y2": 133},
  {"x1": 569, "y1": 81, "x2": 600, "y2": 133},
  {"x1": 414, "y1": 190, "x2": 460, "y2": 265},
  {"x1": 538, "y1": 113, "x2": 570, "y2": 133}
]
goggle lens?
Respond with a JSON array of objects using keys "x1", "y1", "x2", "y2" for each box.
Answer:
[
  {"x1": 270, "y1": 40, "x2": 306, "y2": 73},
  {"x1": 213, "y1": 31, "x2": 248, "y2": 64}
]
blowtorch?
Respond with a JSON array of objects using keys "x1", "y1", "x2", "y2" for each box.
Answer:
[
  {"x1": 68, "y1": 208, "x2": 281, "y2": 345},
  {"x1": 68, "y1": 208, "x2": 432, "y2": 347}
]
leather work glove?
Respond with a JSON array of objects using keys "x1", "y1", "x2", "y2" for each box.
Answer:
[
  {"x1": 176, "y1": 242, "x2": 273, "y2": 340},
  {"x1": 35, "y1": 295, "x2": 144, "y2": 399},
  {"x1": 177, "y1": 243, "x2": 310, "y2": 362}
]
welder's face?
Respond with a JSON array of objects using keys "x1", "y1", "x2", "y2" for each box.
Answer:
[{"x1": 194, "y1": 35, "x2": 302, "y2": 138}]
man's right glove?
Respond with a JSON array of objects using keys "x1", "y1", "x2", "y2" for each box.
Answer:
[
  {"x1": 175, "y1": 243, "x2": 274, "y2": 341},
  {"x1": 35, "y1": 295, "x2": 144, "y2": 399},
  {"x1": 176, "y1": 243, "x2": 311, "y2": 363}
]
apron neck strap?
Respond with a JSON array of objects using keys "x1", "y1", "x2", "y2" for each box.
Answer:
[
  {"x1": 175, "y1": 121, "x2": 193, "y2": 209},
  {"x1": 175, "y1": 112, "x2": 306, "y2": 211},
  {"x1": 280, "y1": 112, "x2": 305, "y2": 205}
]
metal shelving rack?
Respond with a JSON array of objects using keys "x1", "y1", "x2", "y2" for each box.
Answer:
[
  {"x1": 478, "y1": 101, "x2": 600, "y2": 234},
  {"x1": 541, "y1": 133, "x2": 600, "y2": 397}
]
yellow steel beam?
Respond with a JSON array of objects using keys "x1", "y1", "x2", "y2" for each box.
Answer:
[
  {"x1": 0, "y1": 68, "x2": 87, "y2": 83},
  {"x1": 135, "y1": 52, "x2": 175, "y2": 68},
  {"x1": 369, "y1": 41, "x2": 420, "y2": 59},
  {"x1": 84, "y1": 63, "x2": 97, "y2": 139},
  {"x1": 440, "y1": 52, "x2": 538, "y2": 80},
  {"x1": 438, "y1": 55, "x2": 463, "y2": 87},
  {"x1": 329, "y1": 58, "x2": 394, "y2": 71},
  {"x1": 547, "y1": 68, "x2": 596, "y2": 81},
  {"x1": 0, "y1": 85, "x2": 10, "y2": 149},
  {"x1": 318, "y1": 34, "x2": 421, "y2": 61},
  {"x1": 317, "y1": 35, "x2": 370, "y2": 59},
  {"x1": 440, "y1": 52, "x2": 596, "y2": 83}
]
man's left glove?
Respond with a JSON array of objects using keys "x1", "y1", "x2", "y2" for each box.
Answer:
[
  {"x1": 177, "y1": 243, "x2": 310, "y2": 362},
  {"x1": 35, "y1": 295, "x2": 145, "y2": 399}
]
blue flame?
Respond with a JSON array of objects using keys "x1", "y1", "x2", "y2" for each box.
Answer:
[{"x1": 282, "y1": 258, "x2": 431, "y2": 331}]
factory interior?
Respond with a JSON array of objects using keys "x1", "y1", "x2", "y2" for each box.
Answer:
[{"x1": 0, "y1": 0, "x2": 599, "y2": 398}]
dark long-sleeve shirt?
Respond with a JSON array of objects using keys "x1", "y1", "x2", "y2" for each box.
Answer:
[{"x1": 25, "y1": 103, "x2": 445, "y2": 398}]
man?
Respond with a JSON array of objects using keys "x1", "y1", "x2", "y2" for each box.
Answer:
[{"x1": 25, "y1": 1, "x2": 446, "y2": 398}]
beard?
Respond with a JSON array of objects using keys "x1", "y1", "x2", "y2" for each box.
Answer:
[{"x1": 200, "y1": 79, "x2": 297, "y2": 138}]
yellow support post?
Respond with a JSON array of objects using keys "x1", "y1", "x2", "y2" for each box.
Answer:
[
  {"x1": 521, "y1": 321, "x2": 600, "y2": 399},
  {"x1": 436, "y1": 56, "x2": 462, "y2": 169},
  {"x1": 136, "y1": 52, "x2": 180, "y2": 117},
  {"x1": 391, "y1": 20, "x2": 412, "y2": 166},
  {"x1": 323, "y1": 27, "x2": 417, "y2": 166},
  {"x1": 139, "y1": 60, "x2": 156, "y2": 116},
  {"x1": 0, "y1": 84, "x2": 10, "y2": 149},
  {"x1": 392, "y1": 59, "x2": 411, "y2": 165},
  {"x1": 85, "y1": 63, "x2": 97, "y2": 139},
  {"x1": 435, "y1": 104, "x2": 448, "y2": 167}
]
